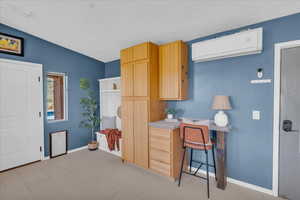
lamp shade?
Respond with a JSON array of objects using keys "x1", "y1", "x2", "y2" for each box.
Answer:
[{"x1": 212, "y1": 95, "x2": 232, "y2": 110}]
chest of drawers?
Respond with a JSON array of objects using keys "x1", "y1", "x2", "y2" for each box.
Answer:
[{"x1": 149, "y1": 127, "x2": 184, "y2": 180}]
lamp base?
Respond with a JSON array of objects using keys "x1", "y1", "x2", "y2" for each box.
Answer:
[{"x1": 214, "y1": 110, "x2": 229, "y2": 127}]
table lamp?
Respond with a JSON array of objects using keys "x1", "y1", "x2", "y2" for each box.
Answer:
[{"x1": 212, "y1": 95, "x2": 232, "y2": 127}]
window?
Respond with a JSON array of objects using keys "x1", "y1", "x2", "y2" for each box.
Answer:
[{"x1": 47, "y1": 73, "x2": 67, "y2": 121}]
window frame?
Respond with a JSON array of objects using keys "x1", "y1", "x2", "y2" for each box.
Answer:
[{"x1": 46, "y1": 72, "x2": 68, "y2": 123}]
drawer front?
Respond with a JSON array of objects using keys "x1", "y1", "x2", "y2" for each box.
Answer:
[
  {"x1": 150, "y1": 137, "x2": 170, "y2": 152},
  {"x1": 150, "y1": 127, "x2": 170, "y2": 140},
  {"x1": 150, "y1": 159, "x2": 170, "y2": 176},
  {"x1": 150, "y1": 148, "x2": 170, "y2": 164}
]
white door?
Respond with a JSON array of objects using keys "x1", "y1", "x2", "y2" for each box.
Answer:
[{"x1": 0, "y1": 59, "x2": 43, "y2": 171}]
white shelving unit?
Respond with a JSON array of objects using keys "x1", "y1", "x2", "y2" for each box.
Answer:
[
  {"x1": 101, "y1": 90, "x2": 121, "y2": 93},
  {"x1": 97, "y1": 77, "x2": 122, "y2": 157}
]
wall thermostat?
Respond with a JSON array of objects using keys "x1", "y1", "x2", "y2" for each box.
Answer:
[{"x1": 257, "y1": 68, "x2": 263, "y2": 79}]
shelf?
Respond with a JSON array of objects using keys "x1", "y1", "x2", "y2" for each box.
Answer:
[
  {"x1": 101, "y1": 90, "x2": 120, "y2": 93},
  {"x1": 250, "y1": 79, "x2": 272, "y2": 84},
  {"x1": 98, "y1": 77, "x2": 120, "y2": 82}
]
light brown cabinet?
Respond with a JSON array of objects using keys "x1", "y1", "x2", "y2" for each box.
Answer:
[
  {"x1": 120, "y1": 42, "x2": 149, "y2": 64},
  {"x1": 120, "y1": 47, "x2": 133, "y2": 64},
  {"x1": 133, "y1": 61, "x2": 148, "y2": 97},
  {"x1": 121, "y1": 63, "x2": 133, "y2": 97},
  {"x1": 133, "y1": 99, "x2": 149, "y2": 168},
  {"x1": 121, "y1": 42, "x2": 165, "y2": 169},
  {"x1": 159, "y1": 40, "x2": 188, "y2": 100},
  {"x1": 121, "y1": 99, "x2": 134, "y2": 162},
  {"x1": 133, "y1": 43, "x2": 148, "y2": 61},
  {"x1": 149, "y1": 127, "x2": 184, "y2": 179},
  {"x1": 121, "y1": 61, "x2": 149, "y2": 97}
]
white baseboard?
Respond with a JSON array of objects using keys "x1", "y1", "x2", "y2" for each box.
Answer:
[
  {"x1": 42, "y1": 156, "x2": 50, "y2": 160},
  {"x1": 67, "y1": 145, "x2": 88, "y2": 153},
  {"x1": 190, "y1": 167, "x2": 274, "y2": 196},
  {"x1": 42, "y1": 145, "x2": 88, "y2": 161}
]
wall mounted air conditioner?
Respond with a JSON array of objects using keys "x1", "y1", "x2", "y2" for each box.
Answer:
[{"x1": 191, "y1": 28, "x2": 263, "y2": 62}]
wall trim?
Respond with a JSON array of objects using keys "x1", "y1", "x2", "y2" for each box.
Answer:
[
  {"x1": 42, "y1": 145, "x2": 88, "y2": 160},
  {"x1": 190, "y1": 167, "x2": 273, "y2": 196},
  {"x1": 67, "y1": 145, "x2": 88, "y2": 153},
  {"x1": 273, "y1": 40, "x2": 300, "y2": 197},
  {"x1": 0, "y1": 58, "x2": 42, "y2": 68},
  {"x1": 43, "y1": 156, "x2": 50, "y2": 160}
]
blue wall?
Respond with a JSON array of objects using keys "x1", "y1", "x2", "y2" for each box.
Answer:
[
  {"x1": 103, "y1": 13, "x2": 300, "y2": 189},
  {"x1": 0, "y1": 23, "x2": 105, "y2": 156},
  {"x1": 105, "y1": 60, "x2": 120, "y2": 78}
]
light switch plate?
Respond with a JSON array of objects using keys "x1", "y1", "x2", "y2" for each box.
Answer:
[{"x1": 252, "y1": 110, "x2": 260, "y2": 120}]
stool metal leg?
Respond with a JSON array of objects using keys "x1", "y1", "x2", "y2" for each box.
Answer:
[
  {"x1": 212, "y1": 145, "x2": 217, "y2": 181},
  {"x1": 178, "y1": 147, "x2": 186, "y2": 187},
  {"x1": 205, "y1": 150, "x2": 210, "y2": 199},
  {"x1": 189, "y1": 148, "x2": 193, "y2": 173}
]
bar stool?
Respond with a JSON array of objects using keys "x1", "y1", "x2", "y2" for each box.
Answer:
[
  {"x1": 178, "y1": 123, "x2": 217, "y2": 199},
  {"x1": 190, "y1": 132, "x2": 217, "y2": 178}
]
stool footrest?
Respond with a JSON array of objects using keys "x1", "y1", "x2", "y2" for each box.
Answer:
[
  {"x1": 191, "y1": 160, "x2": 215, "y2": 168},
  {"x1": 182, "y1": 171, "x2": 208, "y2": 180}
]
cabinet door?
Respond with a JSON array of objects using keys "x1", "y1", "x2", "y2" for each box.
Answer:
[
  {"x1": 133, "y1": 43, "x2": 148, "y2": 61},
  {"x1": 133, "y1": 99, "x2": 149, "y2": 168},
  {"x1": 122, "y1": 43, "x2": 148, "y2": 63},
  {"x1": 133, "y1": 61, "x2": 148, "y2": 97},
  {"x1": 159, "y1": 42, "x2": 180, "y2": 99},
  {"x1": 179, "y1": 42, "x2": 188, "y2": 99},
  {"x1": 121, "y1": 63, "x2": 133, "y2": 96},
  {"x1": 121, "y1": 48, "x2": 133, "y2": 64},
  {"x1": 121, "y1": 99, "x2": 134, "y2": 162}
]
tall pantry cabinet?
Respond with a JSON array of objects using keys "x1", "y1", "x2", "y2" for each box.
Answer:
[{"x1": 120, "y1": 42, "x2": 165, "y2": 168}]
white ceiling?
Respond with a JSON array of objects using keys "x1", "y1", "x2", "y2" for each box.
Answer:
[{"x1": 1, "y1": 0, "x2": 300, "y2": 62}]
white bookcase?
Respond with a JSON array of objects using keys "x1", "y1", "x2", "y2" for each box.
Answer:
[{"x1": 97, "y1": 77, "x2": 122, "y2": 157}]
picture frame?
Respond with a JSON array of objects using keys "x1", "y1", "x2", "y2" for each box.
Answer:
[
  {"x1": 0, "y1": 32, "x2": 24, "y2": 56},
  {"x1": 49, "y1": 130, "x2": 68, "y2": 158}
]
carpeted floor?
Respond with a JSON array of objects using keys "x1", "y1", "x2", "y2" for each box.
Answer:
[{"x1": 0, "y1": 149, "x2": 282, "y2": 200}]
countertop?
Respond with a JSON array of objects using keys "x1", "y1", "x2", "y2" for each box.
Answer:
[
  {"x1": 149, "y1": 120, "x2": 180, "y2": 130},
  {"x1": 149, "y1": 119, "x2": 230, "y2": 132}
]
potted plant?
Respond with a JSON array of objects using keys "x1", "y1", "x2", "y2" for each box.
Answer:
[
  {"x1": 165, "y1": 108, "x2": 177, "y2": 119},
  {"x1": 79, "y1": 78, "x2": 100, "y2": 151}
]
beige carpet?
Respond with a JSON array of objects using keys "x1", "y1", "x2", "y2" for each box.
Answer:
[{"x1": 0, "y1": 149, "x2": 282, "y2": 200}]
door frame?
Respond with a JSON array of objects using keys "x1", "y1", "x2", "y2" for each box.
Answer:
[
  {"x1": 273, "y1": 40, "x2": 300, "y2": 197},
  {"x1": 0, "y1": 58, "x2": 45, "y2": 160}
]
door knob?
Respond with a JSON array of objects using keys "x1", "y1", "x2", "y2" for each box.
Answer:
[{"x1": 282, "y1": 120, "x2": 299, "y2": 132}]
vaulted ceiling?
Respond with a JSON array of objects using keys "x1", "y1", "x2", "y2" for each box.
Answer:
[{"x1": 1, "y1": 0, "x2": 300, "y2": 62}]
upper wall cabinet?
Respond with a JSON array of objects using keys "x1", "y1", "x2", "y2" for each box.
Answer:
[
  {"x1": 121, "y1": 42, "x2": 149, "y2": 64},
  {"x1": 120, "y1": 48, "x2": 133, "y2": 64},
  {"x1": 133, "y1": 61, "x2": 149, "y2": 97},
  {"x1": 159, "y1": 40, "x2": 188, "y2": 100},
  {"x1": 121, "y1": 42, "x2": 159, "y2": 98},
  {"x1": 133, "y1": 43, "x2": 149, "y2": 61},
  {"x1": 121, "y1": 63, "x2": 133, "y2": 96}
]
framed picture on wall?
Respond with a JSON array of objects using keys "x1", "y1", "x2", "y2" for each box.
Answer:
[{"x1": 0, "y1": 32, "x2": 24, "y2": 56}]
